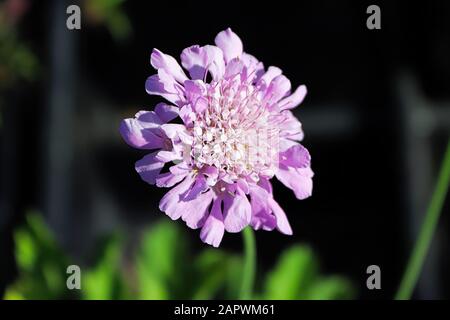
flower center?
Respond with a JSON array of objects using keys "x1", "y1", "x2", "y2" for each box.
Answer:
[{"x1": 191, "y1": 78, "x2": 279, "y2": 181}]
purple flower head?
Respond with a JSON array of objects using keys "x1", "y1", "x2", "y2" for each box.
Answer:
[{"x1": 120, "y1": 28, "x2": 313, "y2": 247}]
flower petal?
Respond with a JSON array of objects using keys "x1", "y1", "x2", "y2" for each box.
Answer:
[
  {"x1": 276, "y1": 165, "x2": 314, "y2": 200},
  {"x1": 134, "y1": 110, "x2": 163, "y2": 127},
  {"x1": 155, "y1": 171, "x2": 187, "y2": 188},
  {"x1": 135, "y1": 152, "x2": 165, "y2": 185},
  {"x1": 145, "y1": 69, "x2": 185, "y2": 106},
  {"x1": 151, "y1": 48, "x2": 188, "y2": 83},
  {"x1": 249, "y1": 185, "x2": 276, "y2": 231},
  {"x1": 200, "y1": 197, "x2": 225, "y2": 247},
  {"x1": 155, "y1": 162, "x2": 190, "y2": 188},
  {"x1": 279, "y1": 111, "x2": 304, "y2": 142},
  {"x1": 159, "y1": 175, "x2": 194, "y2": 220},
  {"x1": 258, "y1": 66, "x2": 282, "y2": 91},
  {"x1": 120, "y1": 120, "x2": 163, "y2": 150},
  {"x1": 258, "y1": 177, "x2": 273, "y2": 194},
  {"x1": 184, "y1": 79, "x2": 207, "y2": 99},
  {"x1": 119, "y1": 111, "x2": 165, "y2": 149},
  {"x1": 279, "y1": 144, "x2": 311, "y2": 168},
  {"x1": 236, "y1": 179, "x2": 249, "y2": 194},
  {"x1": 169, "y1": 161, "x2": 191, "y2": 175},
  {"x1": 264, "y1": 74, "x2": 291, "y2": 104},
  {"x1": 155, "y1": 149, "x2": 182, "y2": 163},
  {"x1": 278, "y1": 85, "x2": 307, "y2": 110},
  {"x1": 223, "y1": 188, "x2": 251, "y2": 232},
  {"x1": 183, "y1": 174, "x2": 209, "y2": 201},
  {"x1": 268, "y1": 197, "x2": 293, "y2": 235},
  {"x1": 182, "y1": 190, "x2": 214, "y2": 229},
  {"x1": 154, "y1": 103, "x2": 179, "y2": 123},
  {"x1": 241, "y1": 53, "x2": 264, "y2": 82},
  {"x1": 201, "y1": 165, "x2": 219, "y2": 186},
  {"x1": 160, "y1": 123, "x2": 186, "y2": 140},
  {"x1": 193, "y1": 97, "x2": 208, "y2": 114},
  {"x1": 214, "y1": 28, "x2": 243, "y2": 63},
  {"x1": 159, "y1": 123, "x2": 193, "y2": 146},
  {"x1": 179, "y1": 104, "x2": 196, "y2": 126},
  {"x1": 180, "y1": 45, "x2": 225, "y2": 81},
  {"x1": 184, "y1": 80, "x2": 209, "y2": 114},
  {"x1": 223, "y1": 58, "x2": 244, "y2": 79}
]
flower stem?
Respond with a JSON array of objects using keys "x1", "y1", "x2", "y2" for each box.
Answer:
[
  {"x1": 239, "y1": 227, "x2": 256, "y2": 300},
  {"x1": 395, "y1": 139, "x2": 450, "y2": 300}
]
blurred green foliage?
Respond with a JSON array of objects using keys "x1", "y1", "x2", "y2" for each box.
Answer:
[
  {"x1": 262, "y1": 245, "x2": 355, "y2": 300},
  {"x1": 82, "y1": 234, "x2": 128, "y2": 299},
  {"x1": 135, "y1": 220, "x2": 243, "y2": 299},
  {"x1": 0, "y1": 2, "x2": 39, "y2": 127},
  {"x1": 0, "y1": 27, "x2": 38, "y2": 91},
  {"x1": 4, "y1": 212, "x2": 355, "y2": 300},
  {"x1": 84, "y1": 0, "x2": 132, "y2": 42},
  {"x1": 4, "y1": 213, "x2": 73, "y2": 299}
]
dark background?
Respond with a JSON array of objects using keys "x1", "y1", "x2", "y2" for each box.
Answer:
[{"x1": 1, "y1": 0, "x2": 449, "y2": 299}]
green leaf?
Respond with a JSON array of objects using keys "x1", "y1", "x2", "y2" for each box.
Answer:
[
  {"x1": 263, "y1": 245, "x2": 319, "y2": 299},
  {"x1": 14, "y1": 228, "x2": 37, "y2": 272},
  {"x1": 3, "y1": 288, "x2": 25, "y2": 300},
  {"x1": 82, "y1": 234, "x2": 127, "y2": 300},
  {"x1": 24, "y1": 213, "x2": 56, "y2": 249},
  {"x1": 84, "y1": 0, "x2": 131, "y2": 42},
  {"x1": 191, "y1": 249, "x2": 233, "y2": 299},
  {"x1": 136, "y1": 260, "x2": 169, "y2": 300},
  {"x1": 8, "y1": 212, "x2": 73, "y2": 299},
  {"x1": 306, "y1": 276, "x2": 355, "y2": 300},
  {"x1": 106, "y1": 10, "x2": 132, "y2": 42},
  {"x1": 136, "y1": 219, "x2": 189, "y2": 299},
  {"x1": 225, "y1": 255, "x2": 244, "y2": 299}
]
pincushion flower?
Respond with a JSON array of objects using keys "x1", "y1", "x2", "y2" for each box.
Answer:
[{"x1": 120, "y1": 28, "x2": 313, "y2": 247}]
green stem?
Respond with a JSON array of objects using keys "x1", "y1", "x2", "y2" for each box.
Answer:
[
  {"x1": 395, "y1": 139, "x2": 450, "y2": 300},
  {"x1": 239, "y1": 227, "x2": 256, "y2": 300}
]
